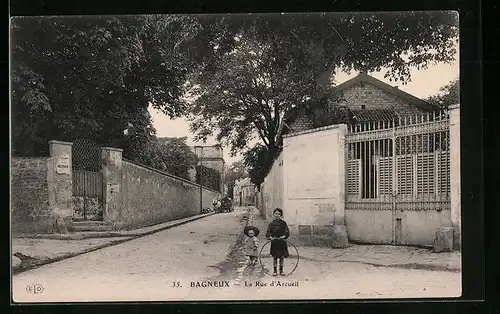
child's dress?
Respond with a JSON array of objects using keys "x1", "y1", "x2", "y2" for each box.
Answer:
[{"x1": 245, "y1": 236, "x2": 259, "y2": 257}]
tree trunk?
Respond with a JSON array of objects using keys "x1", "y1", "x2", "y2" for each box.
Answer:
[{"x1": 315, "y1": 62, "x2": 337, "y2": 88}]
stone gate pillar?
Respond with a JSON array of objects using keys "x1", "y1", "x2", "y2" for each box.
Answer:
[
  {"x1": 47, "y1": 140, "x2": 73, "y2": 233},
  {"x1": 101, "y1": 147, "x2": 123, "y2": 224},
  {"x1": 449, "y1": 104, "x2": 461, "y2": 250},
  {"x1": 433, "y1": 105, "x2": 461, "y2": 252}
]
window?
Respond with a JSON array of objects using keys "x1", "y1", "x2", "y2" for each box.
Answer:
[{"x1": 361, "y1": 105, "x2": 366, "y2": 110}]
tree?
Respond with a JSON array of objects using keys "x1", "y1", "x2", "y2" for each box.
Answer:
[
  {"x1": 224, "y1": 160, "x2": 248, "y2": 197},
  {"x1": 425, "y1": 78, "x2": 459, "y2": 108},
  {"x1": 11, "y1": 17, "x2": 152, "y2": 154},
  {"x1": 149, "y1": 137, "x2": 198, "y2": 179},
  {"x1": 11, "y1": 13, "x2": 459, "y2": 186},
  {"x1": 242, "y1": 144, "x2": 269, "y2": 189},
  {"x1": 186, "y1": 12, "x2": 459, "y2": 186},
  {"x1": 195, "y1": 165, "x2": 221, "y2": 191},
  {"x1": 10, "y1": 15, "x2": 229, "y2": 161}
]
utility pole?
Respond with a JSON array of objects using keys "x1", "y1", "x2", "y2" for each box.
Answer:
[
  {"x1": 198, "y1": 146, "x2": 204, "y2": 213},
  {"x1": 221, "y1": 157, "x2": 225, "y2": 196}
]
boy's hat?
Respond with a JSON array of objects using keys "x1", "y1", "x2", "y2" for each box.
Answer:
[{"x1": 244, "y1": 225, "x2": 260, "y2": 237}]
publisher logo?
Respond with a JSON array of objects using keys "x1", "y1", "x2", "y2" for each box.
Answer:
[{"x1": 26, "y1": 283, "x2": 44, "y2": 294}]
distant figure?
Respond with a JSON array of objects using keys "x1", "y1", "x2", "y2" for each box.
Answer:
[
  {"x1": 212, "y1": 199, "x2": 220, "y2": 212},
  {"x1": 244, "y1": 226, "x2": 260, "y2": 266},
  {"x1": 265, "y1": 208, "x2": 290, "y2": 276}
]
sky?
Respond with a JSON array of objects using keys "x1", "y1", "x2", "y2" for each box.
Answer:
[{"x1": 150, "y1": 52, "x2": 459, "y2": 166}]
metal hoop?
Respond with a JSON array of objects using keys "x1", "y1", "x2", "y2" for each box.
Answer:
[{"x1": 258, "y1": 240, "x2": 300, "y2": 276}]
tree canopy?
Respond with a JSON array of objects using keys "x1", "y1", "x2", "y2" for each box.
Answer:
[
  {"x1": 149, "y1": 137, "x2": 198, "y2": 179},
  {"x1": 185, "y1": 12, "x2": 459, "y2": 186},
  {"x1": 425, "y1": 78, "x2": 459, "y2": 108},
  {"x1": 10, "y1": 15, "x2": 228, "y2": 161},
  {"x1": 195, "y1": 165, "x2": 221, "y2": 192},
  {"x1": 11, "y1": 13, "x2": 459, "y2": 186}
]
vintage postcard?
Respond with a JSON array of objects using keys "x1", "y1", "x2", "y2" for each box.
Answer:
[{"x1": 10, "y1": 11, "x2": 461, "y2": 302}]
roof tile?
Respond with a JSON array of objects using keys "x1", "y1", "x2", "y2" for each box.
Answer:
[{"x1": 347, "y1": 108, "x2": 399, "y2": 123}]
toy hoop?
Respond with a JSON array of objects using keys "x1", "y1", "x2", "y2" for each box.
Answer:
[{"x1": 258, "y1": 239, "x2": 299, "y2": 276}]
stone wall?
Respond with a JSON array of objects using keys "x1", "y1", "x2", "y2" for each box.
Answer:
[
  {"x1": 289, "y1": 82, "x2": 424, "y2": 133},
  {"x1": 117, "y1": 160, "x2": 220, "y2": 229},
  {"x1": 11, "y1": 142, "x2": 222, "y2": 235},
  {"x1": 449, "y1": 104, "x2": 461, "y2": 250},
  {"x1": 346, "y1": 209, "x2": 452, "y2": 246},
  {"x1": 11, "y1": 157, "x2": 51, "y2": 234},
  {"x1": 258, "y1": 153, "x2": 284, "y2": 221},
  {"x1": 283, "y1": 125, "x2": 348, "y2": 247}
]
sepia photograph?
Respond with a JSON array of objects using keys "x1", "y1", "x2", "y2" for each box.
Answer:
[{"x1": 10, "y1": 11, "x2": 461, "y2": 302}]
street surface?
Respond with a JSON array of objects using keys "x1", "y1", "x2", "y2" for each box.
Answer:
[{"x1": 13, "y1": 207, "x2": 461, "y2": 302}]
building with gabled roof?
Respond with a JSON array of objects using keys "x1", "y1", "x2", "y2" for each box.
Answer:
[{"x1": 285, "y1": 73, "x2": 439, "y2": 133}]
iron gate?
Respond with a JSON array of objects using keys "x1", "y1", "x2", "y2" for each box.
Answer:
[
  {"x1": 345, "y1": 110, "x2": 451, "y2": 245},
  {"x1": 72, "y1": 139, "x2": 103, "y2": 221}
]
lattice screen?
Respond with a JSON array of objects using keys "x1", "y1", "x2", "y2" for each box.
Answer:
[
  {"x1": 416, "y1": 153, "x2": 436, "y2": 195},
  {"x1": 377, "y1": 157, "x2": 393, "y2": 196},
  {"x1": 346, "y1": 159, "x2": 361, "y2": 196},
  {"x1": 397, "y1": 156, "x2": 414, "y2": 195},
  {"x1": 437, "y1": 151, "x2": 451, "y2": 195}
]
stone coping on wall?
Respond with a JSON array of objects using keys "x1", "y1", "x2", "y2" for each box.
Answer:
[
  {"x1": 283, "y1": 123, "x2": 344, "y2": 138},
  {"x1": 48, "y1": 140, "x2": 73, "y2": 146},
  {"x1": 195, "y1": 156, "x2": 224, "y2": 161},
  {"x1": 122, "y1": 158, "x2": 221, "y2": 194},
  {"x1": 101, "y1": 147, "x2": 123, "y2": 152}
]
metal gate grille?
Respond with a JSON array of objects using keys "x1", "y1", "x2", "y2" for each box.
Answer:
[
  {"x1": 72, "y1": 139, "x2": 103, "y2": 221},
  {"x1": 345, "y1": 110, "x2": 451, "y2": 245}
]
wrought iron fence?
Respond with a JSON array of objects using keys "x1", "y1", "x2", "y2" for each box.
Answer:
[{"x1": 346, "y1": 109, "x2": 451, "y2": 210}]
